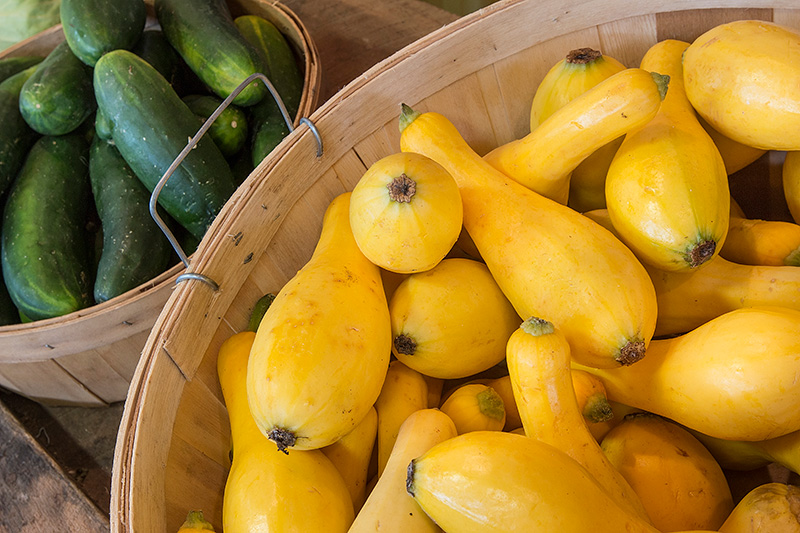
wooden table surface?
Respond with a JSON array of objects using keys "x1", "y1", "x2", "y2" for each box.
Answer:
[{"x1": 0, "y1": 1, "x2": 460, "y2": 531}]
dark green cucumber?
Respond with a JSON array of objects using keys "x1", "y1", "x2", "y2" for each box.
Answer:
[
  {"x1": 1, "y1": 132, "x2": 94, "y2": 321},
  {"x1": 183, "y1": 94, "x2": 248, "y2": 158},
  {"x1": 234, "y1": 15, "x2": 303, "y2": 119},
  {"x1": 249, "y1": 96, "x2": 291, "y2": 167},
  {"x1": 0, "y1": 65, "x2": 40, "y2": 197},
  {"x1": 0, "y1": 56, "x2": 43, "y2": 84},
  {"x1": 60, "y1": 0, "x2": 147, "y2": 66},
  {"x1": 0, "y1": 276, "x2": 20, "y2": 326},
  {"x1": 95, "y1": 106, "x2": 114, "y2": 141},
  {"x1": 18, "y1": 41, "x2": 96, "y2": 136},
  {"x1": 130, "y1": 28, "x2": 204, "y2": 95},
  {"x1": 154, "y1": 0, "x2": 269, "y2": 106},
  {"x1": 89, "y1": 136, "x2": 172, "y2": 303},
  {"x1": 94, "y1": 49, "x2": 236, "y2": 240}
]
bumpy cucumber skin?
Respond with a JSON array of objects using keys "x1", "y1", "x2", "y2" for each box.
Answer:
[
  {"x1": 0, "y1": 66, "x2": 40, "y2": 197},
  {"x1": 93, "y1": 49, "x2": 236, "y2": 240},
  {"x1": 18, "y1": 41, "x2": 96, "y2": 136},
  {"x1": 0, "y1": 56, "x2": 43, "y2": 84},
  {"x1": 60, "y1": 0, "x2": 147, "y2": 67},
  {"x1": 1, "y1": 133, "x2": 94, "y2": 321},
  {"x1": 89, "y1": 137, "x2": 173, "y2": 303},
  {"x1": 183, "y1": 94, "x2": 248, "y2": 158},
  {"x1": 155, "y1": 0, "x2": 268, "y2": 107},
  {"x1": 234, "y1": 15, "x2": 303, "y2": 119}
]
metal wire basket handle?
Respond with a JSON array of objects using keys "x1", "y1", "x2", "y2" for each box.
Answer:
[{"x1": 148, "y1": 72, "x2": 323, "y2": 291}]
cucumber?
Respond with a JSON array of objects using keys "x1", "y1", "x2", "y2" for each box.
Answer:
[
  {"x1": 1, "y1": 132, "x2": 94, "y2": 321},
  {"x1": 249, "y1": 96, "x2": 291, "y2": 167},
  {"x1": 94, "y1": 49, "x2": 236, "y2": 240},
  {"x1": 130, "y1": 28, "x2": 204, "y2": 95},
  {"x1": 154, "y1": 0, "x2": 269, "y2": 106},
  {"x1": 0, "y1": 276, "x2": 19, "y2": 326},
  {"x1": 183, "y1": 94, "x2": 248, "y2": 158},
  {"x1": 18, "y1": 41, "x2": 96, "y2": 136},
  {"x1": 0, "y1": 56, "x2": 43, "y2": 84},
  {"x1": 234, "y1": 15, "x2": 303, "y2": 119},
  {"x1": 60, "y1": 0, "x2": 147, "y2": 67},
  {"x1": 89, "y1": 136, "x2": 173, "y2": 303},
  {"x1": 0, "y1": 65, "x2": 40, "y2": 197},
  {"x1": 95, "y1": 106, "x2": 114, "y2": 141}
]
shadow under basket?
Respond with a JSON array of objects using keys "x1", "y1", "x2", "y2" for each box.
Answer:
[
  {"x1": 0, "y1": 0, "x2": 321, "y2": 407},
  {"x1": 111, "y1": 0, "x2": 800, "y2": 530}
]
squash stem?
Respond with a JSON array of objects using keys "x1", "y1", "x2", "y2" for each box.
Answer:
[
  {"x1": 650, "y1": 71, "x2": 670, "y2": 100},
  {"x1": 399, "y1": 103, "x2": 421, "y2": 134}
]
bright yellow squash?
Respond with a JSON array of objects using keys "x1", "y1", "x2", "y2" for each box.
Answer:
[
  {"x1": 605, "y1": 39, "x2": 730, "y2": 271},
  {"x1": 440, "y1": 382, "x2": 506, "y2": 434},
  {"x1": 528, "y1": 47, "x2": 627, "y2": 213},
  {"x1": 683, "y1": 19, "x2": 800, "y2": 151},
  {"x1": 177, "y1": 510, "x2": 215, "y2": 532},
  {"x1": 718, "y1": 483, "x2": 800, "y2": 533},
  {"x1": 348, "y1": 408, "x2": 456, "y2": 533},
  {"x1": 486, "y1": 375, "x2": 521, "y2": 431},
  {"x1": 321, "y1": 406, "x2": 378, "y2": 512},
  {"x1": 374, "y1": 360, "x2": 428, "y2": 476},
  {"x1": 784, "y1": 151, "x2": 800, "y2": 224},
  {"x1": 218, "y1": 327, "x2": 354, "y2": 532},
  {"x1": 483, "y1": 67, "x2": 667, "y2": 204},
  {"x1": 688, "y1": 426, "x2": 800, "y2": 475},
  {"x1": 697, "y1": 114, "x2": 765, "y2": 175},
  {"x1": 399, "y1": 105, "x2": 657, "y2": 369},
  {"x1": 389, "y1": 257, "x2": 521, "y2": 379},
  {"x1": 571, "y1": 368, "x2": 613, "y2": 424},
  {"x1": 720, "y1": 216, "x2": 800, "y2": 267},
  {"x1": 407, "y1": 431, "x2": 661, "y2": 533},
  {"x1": 506, "y1": 317, "x2": 650, "y2": 522},
  {"x1": 247, "y1": 192, "x2": 391, "y2": 452},
  {"x1": 600, "y1": 413, "x2": 734, "y2": 532},
  {"x1": 573, "y1": 306, "x2": 800, "y2": 441},
  {"x1": 349, "y1": 152, "x2": 463, "y2": 274}
]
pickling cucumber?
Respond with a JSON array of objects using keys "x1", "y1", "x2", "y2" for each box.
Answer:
[
  {"x1": 0, "y1": 56, "x2": 42, "y2": 83},
  {"x1": 89, "y1": 136, "x2": 173, "y2": 303},
  {"x1": 93, "y1": 49, "x2": 236, "y2": 240},
  {"x1": 18, "y1": 41, "x2": 96, "y2": 136},
  {"x1": 0, "y1": 65, "x2": 40, "y2": 197},
  {"x1": 60, "y1": 0, "x2": 147, "y2": 66},
  {"x1": 1, "y1": 133, "x2": 94, "y2": 321},
  {"x1": 183, "y1": 94, "x2": 248, "y2": 158}
]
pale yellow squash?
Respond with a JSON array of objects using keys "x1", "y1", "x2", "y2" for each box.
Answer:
[
  {"x1": 688, "y1": 427, "x2": 800, "y2": 475},
  {"x1": 573, "y1": 306, "x2": 800, "y2": 441},
  {"x1": 218, "y1": 331, "x2": 354, "y2": 532},
  {"x1": 605, "y1": 39, "x2": 729, "y2": 271},
  {"x1": 484, "y1": 67, "x2": 666, "y2": 203},
  {"x1": 506, "y1": 317, "x2": 651, "y2": 522},
  {"x1": 389, "y1": 257, "x2": 521, "y2": 379},
  {"x1": 718, "y1": 483, "x2": 800, "y2": 533},
  {"x1": 247, "y1": 192, "x2": 391, "y2": 451},
  {"x1": 348, "y1": 408, "x2": 456, "y2": 533},
  {"x1": 600, "y1": 413, "x2": 734, "y2": 532},
  {"x1": 407, "y1": 431, "x2": 662, "y2": 533},
  {"x1": 349, "y1": 152, "x2": 463, "y2": 274},
  {"x1": 399, "y1": 105, "x2": 657, "y2": 368},
  {"x1": 721, "y1": 217, "x2": 800, "y2": 267},
  {"x1": 683, "y1": 19, "x2": 800, "y2": 151},
  {"x1": 440, "y1": 382, "x2": 505, "y2": 434}
]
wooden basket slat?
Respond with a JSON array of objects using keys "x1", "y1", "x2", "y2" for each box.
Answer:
[
  {"x1": 596, "y1": 15, "x2": 659, "y2": 68},
  {"x1": 775, "y1": 8, "x2": 800, "y2": 26},
  {"x1": 0, "y1": 359, "x2": 105, "y2": 405},
  {"x1": 655, "y1": 8, "x2": 774, "y2": 43},
  {"x1": 331, "y1": 148, "x2": 370, "y2": 190},
  {"x1": 171, "y1": 377, "x2": 230, "y2": 468},
  {"x1": 114, "y1": 2, "x2": 800, "y2": 531},
  {"x1": 55, "y1": 350, "x2": 135, "y2": 403}
]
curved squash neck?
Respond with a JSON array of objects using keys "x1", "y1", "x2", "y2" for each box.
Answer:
[{"x1": 309, "y1": 191, "x2": 362, "y2": 264}]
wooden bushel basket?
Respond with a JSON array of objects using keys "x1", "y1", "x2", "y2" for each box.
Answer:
[
  {"x1": 0, "y1": 1, "x2": 320, "y2": 406},
  {"x1": 112, "y1": 0, "x2": 800, "y2": 530}
]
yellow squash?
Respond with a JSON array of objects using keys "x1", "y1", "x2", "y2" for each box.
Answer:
[
  {"x1": 600, "y1": 413, "x2": 734, "y2": 532},
  {"x1": 718, "y1": 483, "x2": 800, "y2": 533},
  {"x1": 321, "y1": 406, "x2": 378, "y2": 512},
  {"x1": 506, "y1": 317, "x2": 650, "y2": 522},
  {"x1": 348, "y1": 408, "x2": 456, "y2": 533},
  {"x1": 484, "y1": 67, "x2": 667, "y2": 204},
  {"x1": 571, "y1": 368, "x2": 613, "y2": 424},
  {"x1": 440, "y1": 382, "x2": 506, "y2": 434},
  {"x1": 683, "y1": 19, "x2": 800, "y2": 151},
  {"x1": 389, "y1": 257, "x2": 521, "y2": 379},
  {"x1": 605, "y1": 39, "x2": 730, "y2": 271},
  {"x1": 177, "y1": 510, "x2": 215, "y2": 532},
  {"x1": 247, "y1": 192, "x2": 392, "y2": 452},
  {"x1": 688, "y1": 426, "x2": 800, "y2": 475},
  {"x1": 399, "y1": 105, "x2": 657, "y2": 369},
  {"x1": 573, "y1": 306, "x2": 800, "y2": 441},
  {"x1": 720, "y1": 216, "x2": 800, "y2": 267},
  {"x1": 218, "y1": 328, "x2": 354, "y2": 532},
  {"x1": 486, "y1": 375, "x2": 521, "y2": 431},
  {"x1": 697, "y1": 114, "x2": 765, "y2": 175},
  {"x1": 529, "y1": 47, "x2": 627, "y2": 213},
  {"x1": 784, "y1": 151, "x2": 800, "y2": 224},
  {"x1": 349, "y1": 151, "x2": 463, "y2": 274},
  {"x1": 374, "y1": 360, "x2": 428, "y2": 476},
  {"x1": 407, "y1": 431, "x2": 662, "y2": 533}
]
